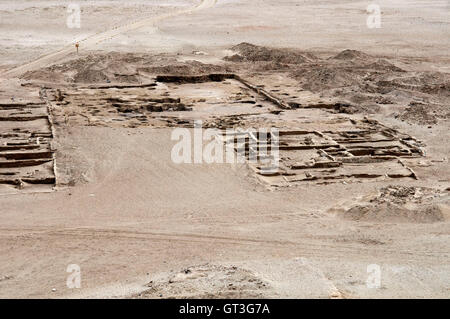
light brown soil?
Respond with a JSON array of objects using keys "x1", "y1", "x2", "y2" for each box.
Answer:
[{"x1": 0, "y1": 0, "x2": 449, "y2": 299}]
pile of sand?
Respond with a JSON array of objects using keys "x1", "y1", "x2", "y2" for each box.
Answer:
[
  {"x1": 138, "y1": 60, "x2": 228, "y2": 76},
  {"x1": 22, "y1": 52, "x2": 145, "y2": 84},
  {"x1": 331, "y1": 49, "x2": 372, "y2": 61},
  {"x1": 22, "y1": 52, "x2": 228, "y2": 84},
  {"x1": 133, "y1": 264, "x2": 272, "y2": 299},
  {"x1": 375, "y1": 72, "x2": 450, "y2": 95},
  {"x1": 398, "y1": 101, "x2": 449, "y2": 125},
  {"x1": 291, "y1": 65, "x2": 361, "y2": 92},
  {"x1": 364, "y1": 59, "x2": 405, "y2": 73},
  {"x1": 342, "y1": 185, "x2": 449, "y2": 223},
  {"x1": 292, "y1": 51, "x2": 448, "y2": 122},
  {"x1": 291, "y1": 52, "x2": 405, "y2": 93},
  {"x1": 224, "y1": 42, "x2": 317, "y2": 64}
]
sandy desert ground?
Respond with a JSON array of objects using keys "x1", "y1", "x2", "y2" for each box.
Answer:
[{"x1": 0, "y1": 0, "x2": 449, "y2": 298}]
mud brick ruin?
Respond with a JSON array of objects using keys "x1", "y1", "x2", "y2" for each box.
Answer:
[
  {"x1": 0, "y1": 97, "x2": 56, "y2": 190},
  {"x1": 1, "y1": 72, "x2": 425, "y2": 191}
]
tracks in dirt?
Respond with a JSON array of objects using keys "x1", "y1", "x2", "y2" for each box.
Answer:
[
  {"x1": 1, "y1": 0, "x2": 217, "y2": 79},
  {"x1": 1, "y1": 226, "x2": 447, "y2": 261}
]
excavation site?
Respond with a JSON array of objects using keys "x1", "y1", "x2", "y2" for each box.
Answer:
[{"x1": 0, "y1": 0, "x2": 448, "y2": 300}]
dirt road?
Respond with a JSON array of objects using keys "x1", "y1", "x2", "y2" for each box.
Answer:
[{"x1": 1, "y1": 0, "x2": 217, "y2": 79}]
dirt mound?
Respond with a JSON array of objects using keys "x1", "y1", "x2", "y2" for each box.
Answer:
[
  {"x1": 223, "y1": 54, "x2": 246, "y2": 62},
  {"x1": 398, "y1": 101, "x2": 450, "y2": 125},
  {"x1": 287, "y1": 53, "x2": 448, "y2": 119},
  {"x1": 72, "y1": 67, "x2": 109, "y2": 83},
  {"x1": 364, "y1": 59, "x2": 405, "y2": 73},
  {"x1": 344, "y1": 203, "x2": 444, "y2": 223},
  {"x1": 139, "y1": 60, "x2": 227, "y2": 75},
  {"x1": 22, "y1": 52, "x2": 227, "y2": 84},
  {"x1": 401, "y1": 72, "x2": 450, "y2": 87},
  {"x1": 225, "y1": 42, "x2": 317, "y2": 64},
  {"x1": 342, "y1": 185, "x2": 449, "y2": 223},
  {"x1": 20, "y1": 68, "x2": 67, "y2": 83},
  {"x1": 22, "y1": 53, "x2": 145, "y2": 84},
  {"x1": 133, "y1": 264, "x2": 272, "y2": 299},
  {"x1": 291, "y1": 65, "x2": 360, "y2": 92},
  {"x1": 375, "y1": 72, "x2": 450, "y2": 95},
  {"x1": 332, "y1": 49, "x2": 372, "y2": 61}
]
